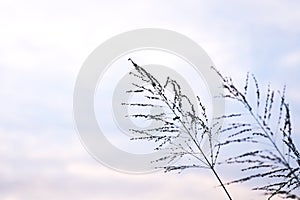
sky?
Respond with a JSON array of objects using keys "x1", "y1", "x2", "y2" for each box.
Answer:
[{"x1": 1, "y1": 0, "x2": 300, "y2": 199}]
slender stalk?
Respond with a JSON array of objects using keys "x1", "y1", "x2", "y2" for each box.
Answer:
[{"x1": 211, "y1": 167, "x2": 233, "y2": 200}]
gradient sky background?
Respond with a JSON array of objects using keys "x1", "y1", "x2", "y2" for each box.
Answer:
[{"x1": 1, "y1": 0, "x2": 300, "y2": 199}]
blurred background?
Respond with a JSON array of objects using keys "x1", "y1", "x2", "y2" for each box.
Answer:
[{"x1": 0, "y1": 0, "x2": 300, "y2": 199}]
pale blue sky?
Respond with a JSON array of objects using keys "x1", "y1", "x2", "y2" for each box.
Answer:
[{"x1": 0, "y1": 0, "x2": 299, "y2": 199}]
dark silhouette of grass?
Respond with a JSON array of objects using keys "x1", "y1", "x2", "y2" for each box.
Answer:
[
  {"x1": 213, "y1": 67, "x2": 300, "y2": 199},
  {"x1": 124, "y1": 58, "x2": 300, "y2": 199},
  {"x1": 126, "y1": 58, "x2": 232, "y2": 200}
]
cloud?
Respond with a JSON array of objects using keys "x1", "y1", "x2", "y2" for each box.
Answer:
[
  {"x1": 280, "y1": 50, "x2": 300, "y2": 68},
  {"x1": 0, "y1": 127, "x2": 284, "y2": 200}
]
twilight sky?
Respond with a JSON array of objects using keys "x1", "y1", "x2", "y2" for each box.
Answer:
[{"x1": 0, "y1": 0, "x2": 300, "y2": 199}]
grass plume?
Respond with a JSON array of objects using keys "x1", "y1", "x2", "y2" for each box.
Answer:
[
  {"x1": 214, "y1": 67, "x2": 300, "y2": 199},
  {"x1": 125, "y1": 58, "x2": 232, "y2": 200},
  {"x1": 123, "y1": 59, "x2": 300, "y2": 199}
]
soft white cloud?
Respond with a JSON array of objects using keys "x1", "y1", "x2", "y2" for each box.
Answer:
[
  {"x1": 0, "y1": 128, "x2": 271, "y2": 200},
  {"x1": 280, "y1": 50, "x2": 300, "y2": 68},
  {"x1": 244, "y1": 0, "x2": 300, "y2": 32}
]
